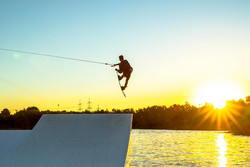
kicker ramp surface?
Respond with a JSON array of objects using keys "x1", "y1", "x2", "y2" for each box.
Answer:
[{"x1": 0, "y1": 114, "x2": 132, "y2": 167}]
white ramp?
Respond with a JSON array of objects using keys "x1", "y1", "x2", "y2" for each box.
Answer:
[
  {"x1": 0, "y1": 130, "x2": 31, "y2": 162},
  {"x1": 0, "y1": 114, "x2": 132, "y2": 167}
]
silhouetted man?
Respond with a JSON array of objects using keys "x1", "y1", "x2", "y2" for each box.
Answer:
[{"x1": 112, "y1": 55, "x2": 133, "y2": 90}]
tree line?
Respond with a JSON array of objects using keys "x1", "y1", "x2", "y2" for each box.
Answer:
[{"x1": 1, "y1": 96, "x2": 250, "y2": 135}]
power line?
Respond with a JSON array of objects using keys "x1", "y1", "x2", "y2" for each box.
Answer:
[
  {"x1": 87, "y1": 98, "x2": 92, "y2": 111},
  {"x1": 0, "y1": 48, "x2": 113, "y2": 66},
  {"x1": 78, "y1": 99, "x2": 82, "y2": 112}
]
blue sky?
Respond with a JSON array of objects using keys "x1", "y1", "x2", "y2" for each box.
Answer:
[{"x1": 1, "y1": 0, "x2": 250, "y2": 111}]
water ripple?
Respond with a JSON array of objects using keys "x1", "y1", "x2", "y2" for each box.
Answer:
[{"x1": 126, "y1": 130, "x2": 250, "y2": 167}]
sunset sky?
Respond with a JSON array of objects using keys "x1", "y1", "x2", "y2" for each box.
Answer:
[{"x1": 0, "y1": 0, "x2": 249, "y2": 112}]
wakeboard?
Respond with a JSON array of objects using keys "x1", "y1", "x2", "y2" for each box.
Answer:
[{"x1": 116, "y1": 71, "x2": 126, "y2": 97}]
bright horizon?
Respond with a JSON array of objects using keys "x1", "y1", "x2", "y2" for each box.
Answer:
[{"x1": 1, "y1": 0, "x2": 250, "y2": 112}]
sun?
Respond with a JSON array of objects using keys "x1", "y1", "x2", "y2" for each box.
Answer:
[{"x1": 193, "y1": 79, "x2": 244, "y2": 109}]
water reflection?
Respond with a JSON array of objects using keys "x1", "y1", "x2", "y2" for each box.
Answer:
[
  {"x1": 216, "y1": 134, "x2": 227, "y2": 167},
  {"x1": 127, "y1": 130, "x2": 250, "y2": 166}
]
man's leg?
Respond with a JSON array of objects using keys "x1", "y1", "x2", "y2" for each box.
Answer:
[
  {"x1": 122, "y1": 74, "x2": 131, "y2": 90},
  {"x1": 118, "y1": 75, "x2": 124, "y2": 81}
]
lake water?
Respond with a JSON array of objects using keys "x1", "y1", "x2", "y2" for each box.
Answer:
[{"x1": 126, "y1": 130, "x2": 250, "y2": 167}]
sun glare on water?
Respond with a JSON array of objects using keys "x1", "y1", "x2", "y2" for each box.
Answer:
[
  {"x1": 216, "y1": 134, "x2": 227, "y2": 167},
  {"x1": 193, "y1": 79, "x2": 244, "y2": 109}
]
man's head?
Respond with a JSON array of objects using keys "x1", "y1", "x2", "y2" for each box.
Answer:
[{"x1": 119, "y1": 55, "x2": 124, "y2": 62}]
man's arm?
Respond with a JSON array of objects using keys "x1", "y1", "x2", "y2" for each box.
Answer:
[
  {"x1": 112, "y1": 63, "x2": 120, "y2": 67},
  {"x1": 115, "y1": 68, "x2": 122, "y2": 73},
  {"x1": 112, "y1": 63, "x2": 122, "y2": 73}
]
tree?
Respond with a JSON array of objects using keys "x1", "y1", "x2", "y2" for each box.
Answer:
[
  {"x1": 246, "y1": 96, "x2": 250, "y2": 103},
  {"x1": 1, "y1": 108, "x2": 10, "y2": 116}
]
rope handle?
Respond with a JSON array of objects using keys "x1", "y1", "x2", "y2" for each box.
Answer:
[{"x1": 0, "y1": 48, "x2": 113, "y2": 66}]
